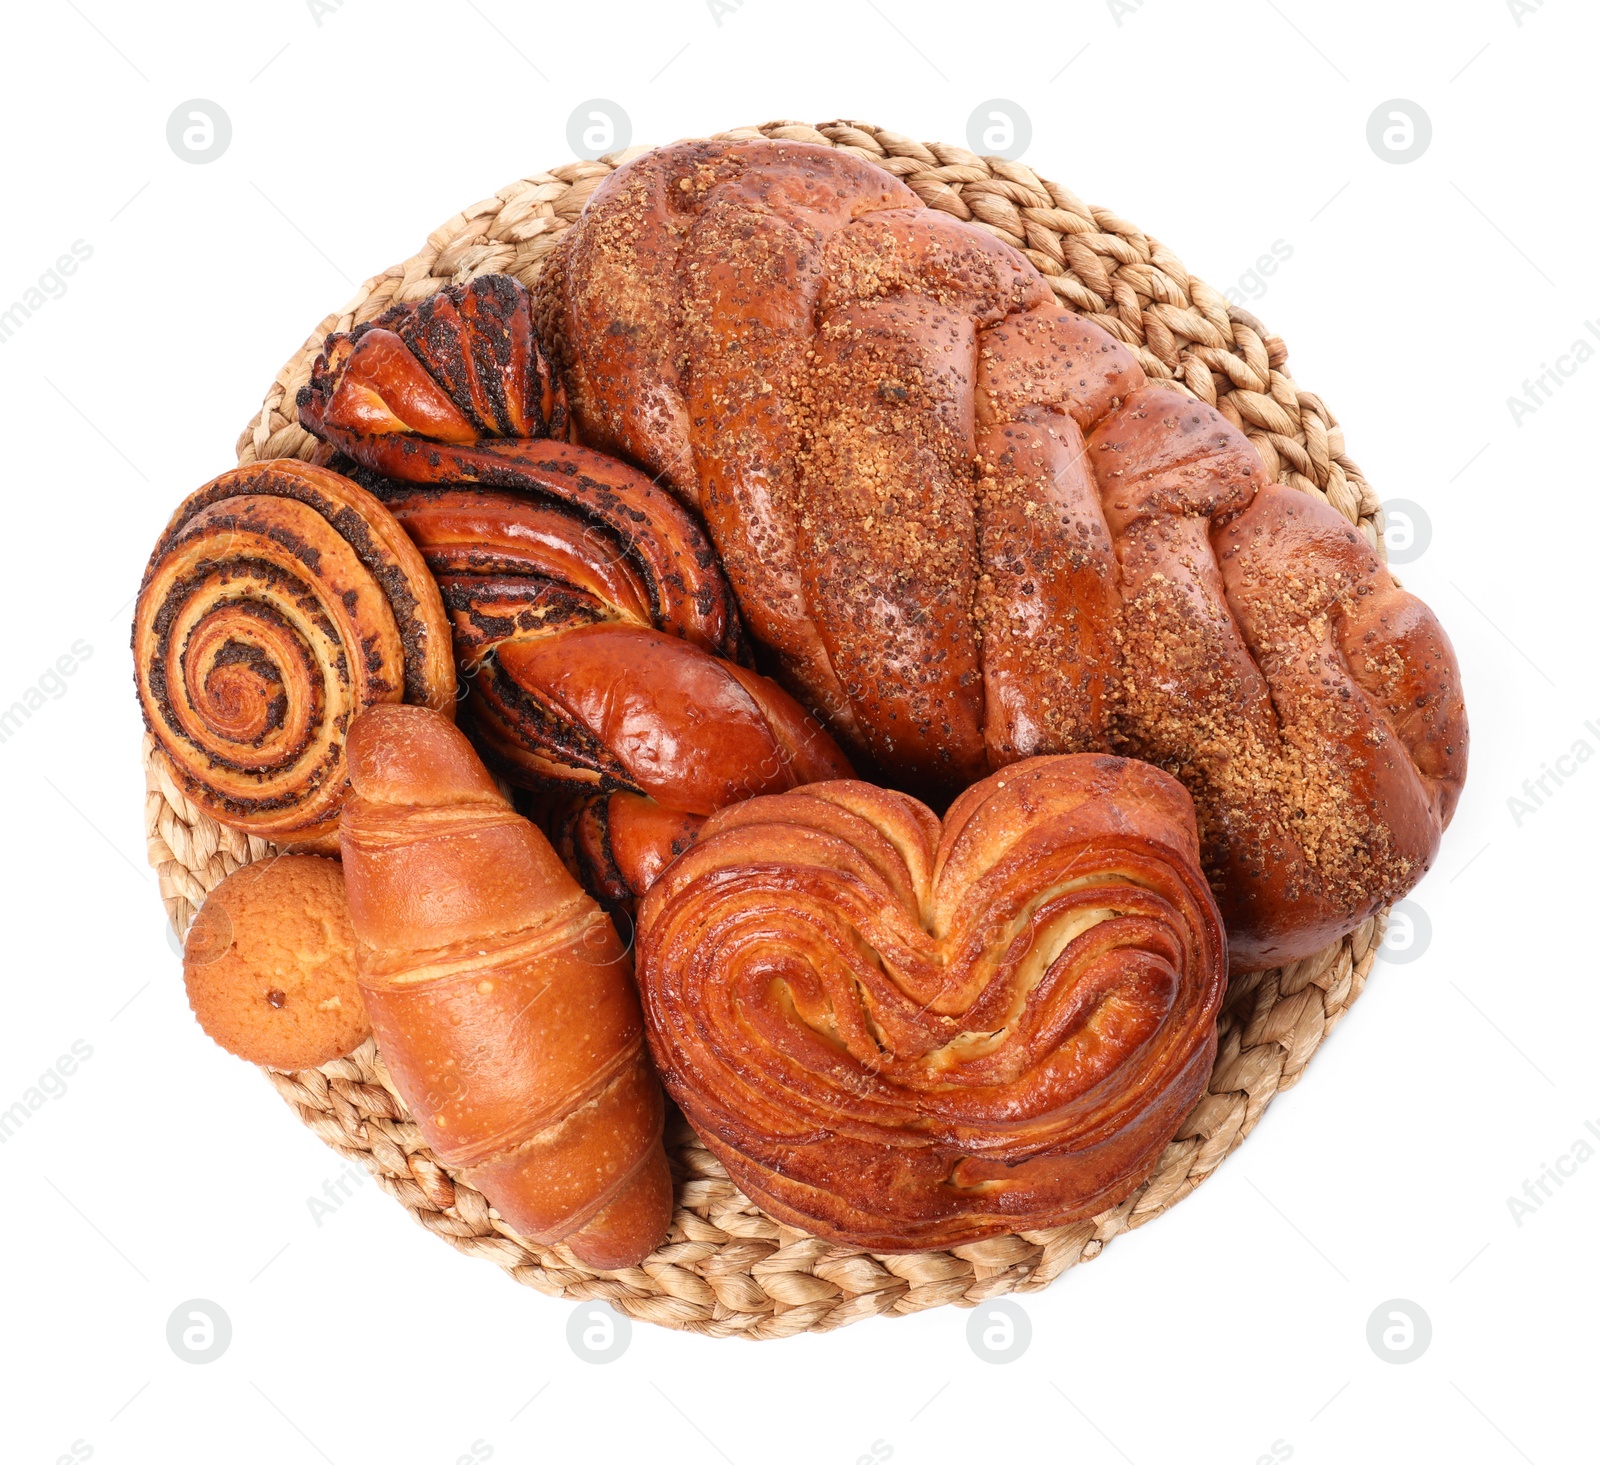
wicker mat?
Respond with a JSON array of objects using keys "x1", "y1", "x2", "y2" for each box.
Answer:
[{"x1": 143, "y1": 118, "x2": 1389, "y2": 1339}]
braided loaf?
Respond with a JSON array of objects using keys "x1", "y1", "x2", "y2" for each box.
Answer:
[{"x1": 538, "y1": 139, "x2": 1468, "y2": 969}]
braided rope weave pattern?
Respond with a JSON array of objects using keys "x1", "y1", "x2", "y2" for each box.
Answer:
[{"x1": 144, "y1": 120, "x2": 1389, "y2": 1339}]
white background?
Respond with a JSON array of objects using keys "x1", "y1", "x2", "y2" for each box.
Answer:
[{"x1": 1, "y1": 1, "x2": 1593, "y2": 1461}]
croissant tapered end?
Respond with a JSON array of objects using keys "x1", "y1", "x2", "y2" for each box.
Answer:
[
  {"x1": 347, "y1": 704, "x2": 505, "y2": 810},
  {"x1": 567, "y1": 1145, "x2": 674, "y2": 1271},
  {"x1": 297, "y1": 273, "x2": 568, "y2": 454}
]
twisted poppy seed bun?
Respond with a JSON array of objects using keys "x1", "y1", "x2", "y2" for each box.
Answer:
[{"x1": 298, "y1": 276, "x2": 854, "y2": 908}]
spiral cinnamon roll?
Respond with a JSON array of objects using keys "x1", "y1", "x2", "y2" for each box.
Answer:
[
  {"x1": 133, "y1": 461, "x2": 455, "y2": 843},
  {"x1": 636, "y1": 754, "x2": 1227, "y2": 1250}
]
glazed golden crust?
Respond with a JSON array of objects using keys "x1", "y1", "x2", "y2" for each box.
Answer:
[
  {"x1": 541, "y1": 140, "x2": 1469, "y2": 968},
  {"x1": 339, "y1": 704, "x2": 671, "y2": 1269},
  {"x1": 132, "y1": 461, "x2": 455, "y2": 843},
  {"x1": 636, "y1": 754, "x2": 1226, "y2": 1250}
]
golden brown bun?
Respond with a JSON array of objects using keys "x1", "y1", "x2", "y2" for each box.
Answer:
[{"x1": 183, "y1": 855, "x2": 368, "y2": 1070}]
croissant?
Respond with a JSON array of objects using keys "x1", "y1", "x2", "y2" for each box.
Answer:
[
  {"x1": 299, "y1": 277, "x2": 853, "y2": 901},
  {"x1": 133, "y1": 461, "x2": 455, "y2": 843},
  {"x1": 539, "y1": 140, "x2": 1469, "y2": 969},
  {"x1": 636, "y1": 754, "x2": 1227, "y2": 1250},
  {"x1": 338, "y1": 703, "x2": 672, "y2": 1268}
]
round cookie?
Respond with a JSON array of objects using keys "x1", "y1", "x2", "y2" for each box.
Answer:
[{"x1": 184, "y1": 855, "x2": 368, "y2": 1070}]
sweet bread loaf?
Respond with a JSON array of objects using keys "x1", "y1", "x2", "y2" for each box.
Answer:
[
  {"x1": 538, "y1": 141, "x2": 1468, "y2": 968},
  {"x1": 299, "y1": 277, "x2": 853, "y2": 901},
  {"x1": 636, "y1": 754, "x2": 1226, "y2": 1250}
]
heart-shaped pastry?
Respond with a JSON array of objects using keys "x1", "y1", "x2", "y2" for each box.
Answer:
[{"x1": 636, "y1": 753, "x2": 1227, "y2": 1250}]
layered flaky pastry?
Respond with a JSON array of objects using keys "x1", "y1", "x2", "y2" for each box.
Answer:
[{"x1": 636, "y1": 754, "x2": 1226, "y2": 1250}]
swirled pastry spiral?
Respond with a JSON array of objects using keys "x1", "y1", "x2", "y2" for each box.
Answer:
[
  {"x1": 636, "y1": 754, "x2": 1226, "y2": 1250},
  {"x1": 133, "y1": 461, "x2": 455, "y2": 843}
]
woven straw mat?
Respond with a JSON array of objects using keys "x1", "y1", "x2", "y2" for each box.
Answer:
[{"x1": 144, "y1": 119, "x2": 1392, "y2": 1340}]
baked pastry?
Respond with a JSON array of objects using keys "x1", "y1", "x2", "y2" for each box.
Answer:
[
  {"x1": 384, "y1": 486, "x2": 847, "y2": 789},
  {"x1": 550, "y1": 791, "x2": 707, "y2": 910},
  {"x1": 388, "y1": 485, "x2": 853, "y2": 898},
  {"x1": 339, "y1": 703, "x2": 672, "y2": 1269},
  {"x1": 636, "y1": 754, "x2": 1226, "y2": 1250},
  {"x1": 298, "y1": 277, "x2": 853, "y2": 900},
  {"x1": 133, "y1": 461, "x2": 455, "y2": 844},
  {"x1": 183, "y1": 854, "x2": 368, "y2": 1070},
  {"x1": 303, "y1": 271, "x2": 569, "y2": 453},
  {"x1": 538, "y1": 141, "x2": 1469, "y2": 969}
]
